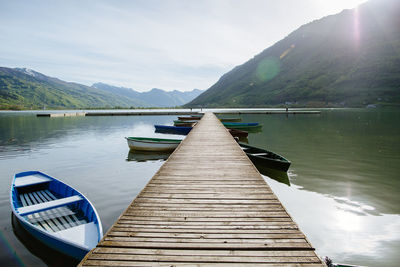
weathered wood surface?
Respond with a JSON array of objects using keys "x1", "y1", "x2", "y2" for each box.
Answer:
[{"x1": 79, "y1": 112, "x2": 323, "y2": 266}]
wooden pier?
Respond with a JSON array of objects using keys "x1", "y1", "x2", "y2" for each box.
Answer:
[
  {"x1": 36, "y1": 112, "x2": 86, "y2": 117},
  {"x1": 79, "y1": 113, "x2": 323, "y2": 266}
]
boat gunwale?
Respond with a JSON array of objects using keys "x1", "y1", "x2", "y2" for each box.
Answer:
[
  {"x1": 125, "y1": 137, "x2": 182, "y2": 144},
  {"x1": 154, "y1": 125, "x2": 192, "y2": 130},
  {"x1": 223, "y1": 122, "x2": 259, "y2": 126},
  {"x1": 239, "y1": 143, "x2": 291, "y2": 164},
  {"x1": 10, "y1": 171, "x2": 103, "y2": 255}
]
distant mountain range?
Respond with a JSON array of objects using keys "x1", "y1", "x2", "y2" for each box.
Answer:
[
  {"x1": 92, "y1": 82, "x2": 204, "y2": 108},
  {"x1": 187, "y1": 0, "x2": 400, "y2": 107},
  {"x1": 0, "y1": 67, "x2": 204, "y2": 109}
]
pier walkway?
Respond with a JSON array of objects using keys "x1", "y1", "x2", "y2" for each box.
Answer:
[{"x1": 79, "y1": 112, "x2": 323, "y2": 266}]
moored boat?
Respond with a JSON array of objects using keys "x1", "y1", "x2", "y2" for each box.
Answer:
[
  {"x1": 174, "y1": 122, "x2": 196, "y2": 127},
  {"x1": 10, "y1": 171, "x2": 103, "y2": 260},
  {"x1": 154, "y1": 125, "x2": 192, "y2": 135},
  {"x1": 223, "y1": 122, "x2": 259, "y2": 126},
  {"x1": 224, "y1": 124, "x2": 262, "y2": 132},
  {"x1": 125, "y1": 137, "x2": 182, "y2": 151},
  {"x1": 173, "y1": 120, "x2": 198, "y2": 125},
  {"x1": 239, "y1": 143, "x2": 291, "y2": 172},
  {"x1": 228, "y1": 128, "x2": 248, "y2": 138},
  {"x1": 219, "y1": 117, "x2": 242, "y2": 122},
  {"x1": 177, "y1": 116, "x2": 201, "y2": 121}
]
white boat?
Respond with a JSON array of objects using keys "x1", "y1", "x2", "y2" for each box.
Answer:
[{"x1": 125, "y1": 137, "x2": 182, "y2": 151}]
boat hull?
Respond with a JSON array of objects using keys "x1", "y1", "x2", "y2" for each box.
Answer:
[
  {"x1": 10, "y1": 171, "x2": 103, "y2": 260},
  {"x1": 126, "y1": 138, "x2": 181, "y2": 151},
  {"x1": 17, "y1": 217, "x2": 89, "y2": 260},
  {"x1": 224, "y1": 124, "x2": 262, "y2": 132},
  {"x1": 154, "y1": 125, "x2": 192, "y2": 135},
  {"x1": 173, "y1": 121, "x2": 196, "y2": 127},
  {"x1": 177, "y1": 116, "x2": 201, "y2": 121},
  {"x1": 239, "y1": 143, "x2": 291, "y2": 172},
  {"x1": 219, "y1": 118, "x2": 242, "y2": 122},
  {"x1": 223, "y1": 122, "x2": 259, "y2": 126},
  {"x1": 228, "y1": 129, "x2": 248, "y2": 138}
]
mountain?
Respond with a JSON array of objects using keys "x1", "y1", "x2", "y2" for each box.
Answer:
[
  {"x1": 187, "y1": 0, "x2": 400, "y2": 108},
  {"x1": 0, "y1": 68, "x2": 203, "y2": 109},
  {"x1": 92, "y1": 82, "x2": 204, "y2": 107},
  {"x1": 0, "y1": 67, "x2": 146, "y2": 109}
]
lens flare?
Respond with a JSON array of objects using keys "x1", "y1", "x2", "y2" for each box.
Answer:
[
  {"x1": 280, "y1": 44, "x2": 295, "y2": 59},
  {"x1": 255, "y1": 57, "x2": 280, "y2": 82}
]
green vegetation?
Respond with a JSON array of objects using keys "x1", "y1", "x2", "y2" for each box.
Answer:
[
  {"x1": 0, "y1": 68, "x2": 145, "y2": 109},
  {"x1": 187, "y1": 0, "x2": 400, "y2": 108},
  {"x1": 0, "y1": 69, "x2": 204, "y2": 110}
]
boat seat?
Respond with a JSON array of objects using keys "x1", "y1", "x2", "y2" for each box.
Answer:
[
  {"x1": 20, "y1": 191, "x2": 87, "y2": 232},
  {"x1": 17, "y1": 195, "x2": 83, "y2": 216},
  {"x1": 14, "y1": 174, "x2": 51, "y2": 188},
  {"x1": 250, "y1": 153, "x2": 267, "y2": 156},
  {"x1": 53, "y1": 222, "x2": 99, "y2": 249}
]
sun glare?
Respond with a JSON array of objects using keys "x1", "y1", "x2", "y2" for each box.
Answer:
[
  {"x1": 312, "y1": 0, "x2": 367, "y2": 15},
  {"x1": 353, "y1": 6, "x2": 360, "y2": 49},
  {"x1": 336, "y1": 210, "x2": 363, "y2": 232}
]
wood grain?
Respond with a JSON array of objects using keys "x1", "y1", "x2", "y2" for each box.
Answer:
[{"x1": 79, "y1": 112, "x2": 323, "y2": 266}]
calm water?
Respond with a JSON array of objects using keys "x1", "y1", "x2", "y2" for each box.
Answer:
[{"x1": 0, "y1": 109, "x2": 399, "y2": 266}]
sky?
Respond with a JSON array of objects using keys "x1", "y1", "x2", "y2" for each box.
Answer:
[{"x1": 0, "y1": 0, "x2": 367, "y2": 92}]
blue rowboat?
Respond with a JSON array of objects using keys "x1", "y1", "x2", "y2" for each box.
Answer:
[
  {"x1": 10, "y1": 171, "x2": 103, "y2": 260},
  {"x1": 154, "y1": 125, "x2": 192, "y2": 135}
]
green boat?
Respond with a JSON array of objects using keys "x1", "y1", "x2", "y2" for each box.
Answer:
[
  {"x1": 224, "y1": 124, "x2": 262, "y2": 132},
  {"x1": 218, "y1": 117, "x2": 242, "y2": 122},
  {"x1": 174, "y1": 120, "x2": 198, "y2": 124}
]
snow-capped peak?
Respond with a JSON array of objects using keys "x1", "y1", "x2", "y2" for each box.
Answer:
[{"x1": 16, "y1": 68, "x2": 37, "y2": 77}]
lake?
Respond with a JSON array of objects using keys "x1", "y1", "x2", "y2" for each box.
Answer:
[{"x1": 0, "y1": 109, "x2": 399, "y2": 266}]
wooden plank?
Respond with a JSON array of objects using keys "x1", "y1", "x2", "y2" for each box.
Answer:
[
  {"x1": 99, "y1": 240, "x2": 313, "y2": 249},
  {"x1": 107, "y1": 231, "x2": 306, "y2": 239},
  {"x1": 115, "y1": 222, "x2": 298, "y2": 228},
  {"x1": 127, "y1": 207, "x2": 284, "y2": 212},
  {"x1": 88, "y1": 254, "x2": 321, "y2": 263},
  {"x1": 79, "y1": 112, "x2": 322, "y2": 266},
  {"x1": 82, "y1": 260, "x2": 323, "y2": 267},
  {"x1": 111, "y1": 227, "x2": 301, "y2": 234},
  {"x1": 132, "y1": 198, "x2": 281, "y2": 204},
  {"x1": 93, "y1": 247, "x2": 317, "y2": 257}
]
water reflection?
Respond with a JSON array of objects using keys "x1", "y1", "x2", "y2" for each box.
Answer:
[
  {"x1": 11, "y1": 214, "x2": 79, "y2": 267},
  {"x1": 266, "y1": 178, "x2": 400, "y2": 266},
  {"x1": 126, "y1": 151, "x2": 170, "y2": 162},
  {"x1": 245, "y1": 109, "x2": 400, "y2": 215},
  {"x1": 259, "y1": 167, "x2": 290, "y2": 186},
  {"x1": 1, "y1": 109, "x2": 400, "y2": 267}
]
